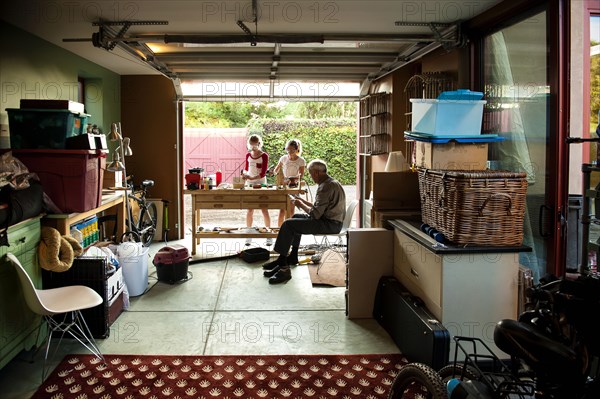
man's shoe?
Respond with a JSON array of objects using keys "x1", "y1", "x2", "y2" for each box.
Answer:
[
  {"x1": 269, "y1": 267, "x2": 292, "y2": 284},
  {"x1": 286, "y1": 255, "x2": 299, "y2": 265},
  {"x1": 262, "y1": 259, "x2": 282, "y2": 271},
  {"x1": 263, "y1": 264, "x2": 282, "y2": 277}
]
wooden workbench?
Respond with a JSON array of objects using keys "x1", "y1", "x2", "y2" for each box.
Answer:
[{"x1": 185, "y1": 187, "x2": 303, "y2": 255}]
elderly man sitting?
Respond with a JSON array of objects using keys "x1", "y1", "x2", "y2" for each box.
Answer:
[{"x1": 262, "y1": 159, "x2": 346, "y2": 284}]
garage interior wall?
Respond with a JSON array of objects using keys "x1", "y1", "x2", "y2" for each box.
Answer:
[
  {"x1": 121, "y1": 75, "x2": 179, "y2": 241},
  {"x1": 0, "y1": 21, "x2": 121, "y2": 147}
]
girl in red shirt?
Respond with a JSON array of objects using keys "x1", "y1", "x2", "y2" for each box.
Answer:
[{"x1": 242, "y1": 135, "x2": 271, "y2": 241}]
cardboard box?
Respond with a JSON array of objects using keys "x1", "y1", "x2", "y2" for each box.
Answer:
[
  {"x1": 371, "y1": 209, "x2": 422, "y2": 228},
  {"x1": 416, "y1": 141, "x2": 488, "y2": 170},
  {"x1": 372, "y1": 171, "x2": 421, "y2": 210},
  {"x1": 107, "y1": 268, "x2": 124, "y2": 302}
]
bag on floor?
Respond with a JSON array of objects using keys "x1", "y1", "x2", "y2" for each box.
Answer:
[{"x1": 240, "y1": 247, "x2": 270, "y2": 263}]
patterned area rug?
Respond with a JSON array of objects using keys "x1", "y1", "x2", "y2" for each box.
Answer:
[{"x1": 32, "y1": 353, "x2": 411, "y2": 398}]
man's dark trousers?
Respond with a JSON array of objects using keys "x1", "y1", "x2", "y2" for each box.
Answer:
[{"x1": 273, "y1": 214, "x2": 343, "y2": 256}]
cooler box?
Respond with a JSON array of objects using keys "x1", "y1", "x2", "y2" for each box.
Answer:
[
  {"x1": 7, "y1": 108, "x2": 89, "y2": 149},
  {"x1": 410, "y1": 90, "x2": 486, "y2": 136},
  {"x1": 153, "y1": 245, "x2": 191, "y2": 284},
  {"x1": 9, "y1": 149, "x2": 106, "y2": 213}
]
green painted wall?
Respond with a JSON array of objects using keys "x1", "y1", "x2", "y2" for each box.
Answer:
[{"x1": 0, "y1": 21, "x2": 120, "y2": 147}]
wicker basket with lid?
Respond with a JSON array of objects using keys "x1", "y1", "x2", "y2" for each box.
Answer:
[{"x1": 418, "y1": 168, "x2": 528, "y2": 246}]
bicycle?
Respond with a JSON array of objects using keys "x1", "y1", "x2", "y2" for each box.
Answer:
[
  {"x1": 388, "y1": 275, "x2": 600, "y2": 399},
  {"x1": 122, "y1": 179, "x2": 158, "y2": 247}
]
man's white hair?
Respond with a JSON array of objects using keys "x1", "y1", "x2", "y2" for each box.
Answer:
[{"x1": 307, "y1": 159, "x2": 327, "y2": 173}]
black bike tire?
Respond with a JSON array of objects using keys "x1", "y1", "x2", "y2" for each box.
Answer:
[
  {"x1": 388, "y1": 363, "x2": 448, "y2": 399},
  {"x1": 140, "y1": 201, "x2": 158, "y2": 247},
  {"x1": 437, "y1": 363, "x2": 481, "y2": 384}
]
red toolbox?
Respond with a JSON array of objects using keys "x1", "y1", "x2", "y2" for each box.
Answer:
[
  {"x1": 153, "y1": 245, "x2": 191, "y2": 284},
  {"x1": 9, "y1": 149, "x2": 106, "y2": 213}
]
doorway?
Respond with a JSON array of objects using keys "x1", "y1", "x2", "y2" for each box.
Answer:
[{"x1": 180, "y1": 101, "x2": 359, "y2": 242}]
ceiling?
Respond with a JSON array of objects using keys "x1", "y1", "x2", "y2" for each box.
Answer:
[{"x1": 2, "y1": 0, "x2": 503, "y2": 99}]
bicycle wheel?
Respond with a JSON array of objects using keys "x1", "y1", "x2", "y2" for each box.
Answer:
[
  {"x1": 388, "y1": 363, "x2": 448, "y2": 399},
  {"x1": 438, "y1": 363, "x2": 481, "y2": 384},
  {"x1": 139, "y1": 201, "x2": 157, "y2": 247}
]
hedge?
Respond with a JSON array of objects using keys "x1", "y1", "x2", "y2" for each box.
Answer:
[{"x1": 247, "y1": 118, "x2": 357, "y2": 185}]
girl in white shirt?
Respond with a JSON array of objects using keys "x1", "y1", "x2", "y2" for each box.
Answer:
[{"x1": 272, "y1": 139, "x2": 306, "y2": 226}]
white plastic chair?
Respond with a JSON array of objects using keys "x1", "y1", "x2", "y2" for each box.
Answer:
[
  {"x1": 5, "y1": 253, "x2": 105, "y2": 380},
  {"x1": 313, "y1": 199, "x2": 359, "y2": 273}
]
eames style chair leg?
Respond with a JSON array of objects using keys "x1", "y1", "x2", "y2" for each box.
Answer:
[
  {"x1": 312, "y1": 200, "x2": 358, "y2": 274},
  {"x1": 314, "y1": 234, "x2": 347, "y2": 274},
  {"x1": 41, "y1": 310, "x2": 106, "y2": 380},
  {"x1": 315, "y1": 239, "x2": 347, "y2": 275},
  {"x1": 4, "y1": 252, "x2": 106, "y2": 381}
]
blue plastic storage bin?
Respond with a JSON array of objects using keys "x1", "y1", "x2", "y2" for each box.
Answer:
[
  {"x1": 437, "y1": 89, "x2": 484, "y2": 101},
  {"x1": 410, "y1": 94, "x2": 486, "y2": 136},
  {"x1": 7, "y1": 108, "x2": 89, "y2": 149}
]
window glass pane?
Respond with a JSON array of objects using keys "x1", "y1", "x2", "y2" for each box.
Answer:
[{"x1": 483, "y1": 11, "x2": 548, "y2": 281}]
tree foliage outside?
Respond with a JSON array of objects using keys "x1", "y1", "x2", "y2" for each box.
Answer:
[
  {"x1": 185, "y1": 101, "x2": 357, "y2": 127},
  {"x1": 591, "y1": 53, "x2": 600, "y2": 129},
  {"x1": 184, "y1": 101, "x2": 358, "y2": 184},
  {"x1": 589, "y1": 44, "x2": 600, "y2": 163},
  {"x1": 248, "y1": 119, "x2": 357, "y2": 185}
]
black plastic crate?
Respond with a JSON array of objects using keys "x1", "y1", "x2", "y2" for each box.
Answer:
[
  {"x1": 42, "y1": 257, "x2": 111, "y2": 338},
  {"x1": 7, "y1": 108, "x2": 89, "y2": 149}
]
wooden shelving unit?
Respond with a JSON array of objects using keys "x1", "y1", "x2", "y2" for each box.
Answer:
[{"x1": 359, "y1": 92, "x2": 390, "y2": 156}]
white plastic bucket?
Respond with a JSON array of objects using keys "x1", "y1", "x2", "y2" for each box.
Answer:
[{"x1": 119, "y1": 246, "x2": 149, "y2": 296}]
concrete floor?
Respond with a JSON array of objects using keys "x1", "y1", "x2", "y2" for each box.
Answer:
[{"x1": 0, "y1": 235, "x2": 399, "y2": 398}]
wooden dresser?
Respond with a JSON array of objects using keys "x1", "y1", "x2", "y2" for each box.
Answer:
[{"x1": 389, "y1": 219, "x2": 530, "y2": 357}]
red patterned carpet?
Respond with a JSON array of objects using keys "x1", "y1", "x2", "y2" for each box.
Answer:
[{"x1": 32, "y1": 353, "x2": 412, "y2": 398}]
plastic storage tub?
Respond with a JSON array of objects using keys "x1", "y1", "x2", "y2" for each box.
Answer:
[
  {"x1": 410, "y1": 91, "x2": 486, "y2": 136},
  {"x1": 7, "y1": 108, "x2": 89, "y2": 149},
  {"x1": 9, "y1": 149, "x2": 106, "y2": 213},
  {"x1": 153, "y1": 245, "x2": 191, "y2": 284}
]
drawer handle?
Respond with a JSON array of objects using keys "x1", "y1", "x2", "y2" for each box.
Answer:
[
  {"x1": 16, "y1": 237, "x2": 26, "y2": 244},
  {"x1": 410, "y1": 268, "x2": 419, "y2": 278},
  {"x1": 257, "y1": 196, "x2": 269, "y2": 200},
  {"x1": 213, "y1": 204, "x2": 224, "y2": 208}
]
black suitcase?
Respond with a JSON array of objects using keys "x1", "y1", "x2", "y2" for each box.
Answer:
[{"x1": 373, "y1": 276, "x2": 449, "y2": 370}]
